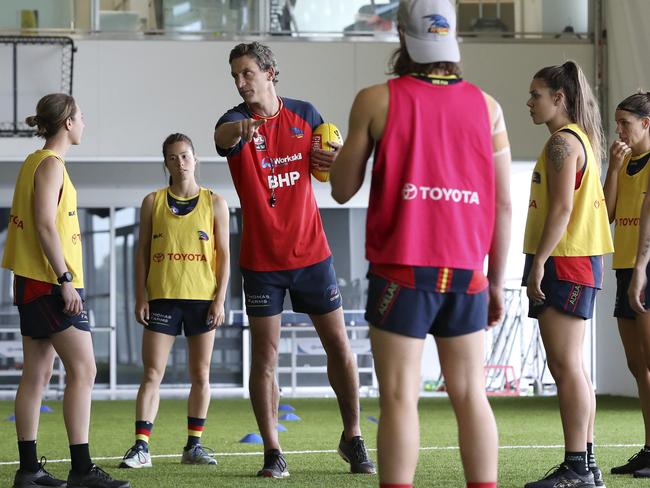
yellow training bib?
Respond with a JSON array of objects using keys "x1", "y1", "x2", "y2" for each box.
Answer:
[
  {"x1": 146, "y1": 188, "x2": 218, "y2": 300},
  {"x1": 612, "y1": 151, "x2": 650, "y2": 269},
  {"x1": 523, "y1": 124, "x2": 613, "y2": 256},
  {"x1": 2, "y1": 150, "x2": 84, "y2": 287}
]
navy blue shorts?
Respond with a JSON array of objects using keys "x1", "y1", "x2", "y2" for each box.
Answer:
[
  {"x1": 615, "y1": 268, "x2": 650, "y2": 319},
  {"x1": 522, "y1": 256, "x2": 598, "y2": 320},
  {"x1": 365, "y1": 273, "x2": 488, "y2": 339},
  {"x1": 146, "y1": 299, "x2": 213, "y2": 336},
  {"x1": 18, "y1": 295, "x2": 90, "y2": 339},
  {"x1": 241, "y1": 256, "x2": 342, "y2": 317}
]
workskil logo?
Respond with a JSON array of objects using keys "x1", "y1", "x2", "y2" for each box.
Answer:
[
  {"x1": 260, "y1": 153, "x2": 303, "y2": 170},
  {"x1": 401, "y1": 183, "x2": 480, "y2": 205},
  {"x1": 198, "y1": 230, "x2": 209, "y2": 241}
]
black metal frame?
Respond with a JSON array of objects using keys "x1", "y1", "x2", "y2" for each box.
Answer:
[{"x1": 0, "y1": 36, "x2": 76, "y2": 137}]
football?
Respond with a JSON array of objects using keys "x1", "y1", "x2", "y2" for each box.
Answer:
[{"x1": 311, "y1": 122, "x2": 343, "y2": 182}]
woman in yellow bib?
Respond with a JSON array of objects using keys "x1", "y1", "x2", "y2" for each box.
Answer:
[
  {"x1": 2, "y1": 94, "x2": 130, "y2": 488},
  {"x1": 605, "y1": 92, "x2": 650, "y2": 477},
  {"x1": 119, "y1": 133, "x2": 230, "y2": 469},
  {"x1": 522, "y1": 61, "x2": 613, "y2": 488}
]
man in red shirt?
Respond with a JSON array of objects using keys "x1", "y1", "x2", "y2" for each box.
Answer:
[{"x1": 214, "y1": 42, "x2": 375, "y2": 479}]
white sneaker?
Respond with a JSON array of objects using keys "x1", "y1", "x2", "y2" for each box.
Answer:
[
  {"x1": 181, "y1": 444, "x2": 217, "y2": 465},
  {"x1": 119, "y1": 446, "x2": 152, "y2": 469}
]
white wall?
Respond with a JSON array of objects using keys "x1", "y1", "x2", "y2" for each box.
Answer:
[
  {"x1": 0, "y1": 37, "x2": 594, "y2": 209},
  {"x1": 0, "y1": 38, "x2": 594, "y2": 160},
  {"x1": 593, "y1": 0, "x2": 650, "y2": 397}
]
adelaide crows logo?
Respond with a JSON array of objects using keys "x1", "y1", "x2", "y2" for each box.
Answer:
[
  {"x1": 289, "y1": 127, "x2": 304, "y2": 138},
  {"x1": 423, "y1": 14, "x2": 450, "y2": 35}
]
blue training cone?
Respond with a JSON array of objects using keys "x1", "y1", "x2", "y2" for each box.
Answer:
[
  {"x1": 278, "y1": 404, "x2": 295, "y2": 412},
  {"x1": 4, "y1": 414, "x2": 16, "y2": 422},
  {"x1": 366, "y1": 415, "x2": 379, "y2": 424},
  {"x1": 239, "y1": 433, "x2": 263, "y2": 444},
  {"x1": 276, "y1": 423, "x2": 288, "y2": 432},
  {"x1": 40, "y1": 405, "x2": 54, "y2": 413},
  {"x1": 279, "y1": 413, "x2": 301, "y2": 421}
]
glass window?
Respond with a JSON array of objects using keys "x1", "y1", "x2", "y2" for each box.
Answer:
[
  {"x1": 281, "y1": 1, "x2": 397, "y2": 35},
  {"x1": 0, "y1": 0, "x2": 594, "y2": 37},
  {"x1": 0, "y1": 1, "x2": 73, "y2": 29},
  {"x1": 160, "y1": 0, "x2": 262, "y2": 33}
]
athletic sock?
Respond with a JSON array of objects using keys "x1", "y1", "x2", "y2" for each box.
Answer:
[
  {"x1": 587, "y1": 442, "x2": 596, "y2": 468},
  {"x1": 565, "y1": 451, "x2": 588, "y2": 475},
  {"x1": 17, "y1": 440, "x2": 39, "y2": 472},
  {"x1": 644, "y1": 444, "x2": 650, "y2": 453},
  {"x1": 135, "y1": 420, "x2": 153, "y2": 452},
  {"x1": 186, "y1": 417, "x2": 206, "y2": 448},
  {"x1": 69, "y1": 443, "x2": 93, "y2": 474},
  {"x1": 467, "y1": 483, "x2": 497, "y2": 488}
]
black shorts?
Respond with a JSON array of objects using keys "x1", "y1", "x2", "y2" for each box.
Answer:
[
  {"x1": 241, "y1": 256, "x2": 342, "y2": 317},
  {"x1": 365, "y1": 273, "x2": 488, "y2": 338},
  {"x1": 18, "y1": 295, "x2": 90, "y2": 339},
  {"x1": 146, "y1": 299, "x2": 213, "y2": 336},
  {"x1": 522, "y1": 255, "x2": 598, "y2": 320},
  {"x1": 614, "y1": 268, "x2": 650, "y2": 319}
]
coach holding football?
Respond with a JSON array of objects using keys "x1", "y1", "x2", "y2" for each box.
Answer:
[{"x1": 213, "y1": 41, "x2": 375, "y2": 479}]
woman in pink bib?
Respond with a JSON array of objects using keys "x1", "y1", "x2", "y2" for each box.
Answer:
[{"x1": 331, "y1": 1, "x2": 511, "y2": 487}]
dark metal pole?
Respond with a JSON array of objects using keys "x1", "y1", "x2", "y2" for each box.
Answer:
[{"x1": 12, "y1": 41, "x2": 17, "y2": 134}]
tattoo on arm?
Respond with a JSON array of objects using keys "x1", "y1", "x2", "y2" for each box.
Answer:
[
  {"x1": 642, "y1": 237, "x2": 650, "y2": 259},
  {"x1": 546, "y1": 134, "x2": 572, "y2": 173}
]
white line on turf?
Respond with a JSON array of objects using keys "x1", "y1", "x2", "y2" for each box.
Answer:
[{"x1": 0, "y1": 444, "x2": 643, "y2": 466}]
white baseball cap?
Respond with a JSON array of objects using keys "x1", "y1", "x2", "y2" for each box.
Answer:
[{"x1": 400, "y1": 0, "x2": 460, "y2": 64}]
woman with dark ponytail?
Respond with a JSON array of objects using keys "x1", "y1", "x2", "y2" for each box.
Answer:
[
  {"x1": 2, "y1": 94, "x2": 130, "y2": 487},
  {"x1": 522, "y1": 61, "x2": 613, "y2": 488},
  {"x1": 119, "y1": 133, "x2": 230, "y2": 469},
  {"x1": 614, "y1": 91, "x2": 650, "y2": 477}
]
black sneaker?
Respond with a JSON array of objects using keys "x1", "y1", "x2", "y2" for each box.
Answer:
[
  {"x1": 634, "y1": 467, "x2": 650, "y2": 478},
  {"x1": 524, "y1": 464, "x2": 595, "y2": 488},
  {"x1": 337, "y1": 432, "x2": 376, "y2": 474},
  {"x1": 67, "y1": 465, "x2": 130, "y2": 488},
  {"x1": 590, "y1": 465, "x2": 605, "y2": 487},
  {"x1": 13, "y1": 458, "x2": 66, "y2": 487},
  {"x1": 611, "y1": 448, "x2": 650, "y2": 474},
  {"x1": 256, "y1": 449, "x2": 289, "y2": 479}
]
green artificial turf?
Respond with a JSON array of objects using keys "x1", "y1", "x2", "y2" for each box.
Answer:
[{"x1": 0, "y1": 395, "x2": 647, "y2": 487}]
